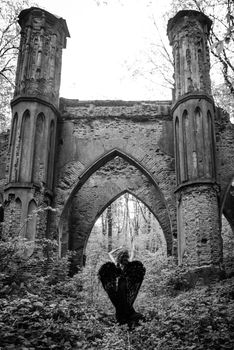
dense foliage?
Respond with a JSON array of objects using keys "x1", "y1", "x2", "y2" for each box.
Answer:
[{"x1": 0, "y1": 238, "x2": 234, "y2": 350}]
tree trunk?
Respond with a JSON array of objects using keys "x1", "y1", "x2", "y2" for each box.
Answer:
[
  {"x1": 102, "y1": 212, "x2": 107, "y2": 236},
  {"x1": 124, "y1": 193, "x2": 130, "y2": 244},
  {"x1": 146, "y1": 210, "x2": 152, "y2": 250},
  {"x1": 107, "y1": 205, "x2": 112, "y2": 252},
  {"x1": 133, "y1": 197, "x2": 139, "y2": 236}
]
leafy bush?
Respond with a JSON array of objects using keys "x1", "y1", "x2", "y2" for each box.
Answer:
[
  {"x1": 1, "y1": 273, "x2": 234, "y2": 349},
  {"x1": 0, "y1": 237, "x2": 70, "y2": 297},
  {"x1": 0, "y1": 235, "x2": 234, "y2": 349},
  {"x1": 140, "y1": 252, "x2": 193, "y2": 299}
]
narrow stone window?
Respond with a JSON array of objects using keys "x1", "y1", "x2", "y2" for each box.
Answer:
[
  {"x1": 32, "y1": 113, "x2": 45, "y2": 184},
  {"x1": 175, "y1": 116, "x2": 181, "y2": 184},
  {"x1": 19, "y1": 110, "x2": 31, "y2": 182},
  {"x1": 194, "y1": 107, "x2": 204, "y2": 177},
  {"x1": 47, "y1": 120, "x2": 55, "y2": 189},
  {"x1": 182, "y1": 110, "x2": 188, "y2": 182},
  {"x1": 203, "y1": 109, "x2": 211, "y2": 178},
  {"x1": 9, "y1": 113, "x2": 18, "y2": 182},
  {"x1": 207, "y1": 111, "x2": 215, "y2": 178}
]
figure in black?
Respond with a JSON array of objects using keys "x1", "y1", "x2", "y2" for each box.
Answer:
[{"x1": 98, "y1": 246, "x2": 145, "y2": 327}]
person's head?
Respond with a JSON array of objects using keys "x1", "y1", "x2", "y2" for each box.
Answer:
[{"x1": 117, "y1": 249, "x2": 129, "y2": 266}]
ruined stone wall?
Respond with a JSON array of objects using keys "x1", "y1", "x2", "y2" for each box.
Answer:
[
  {"x1": 177, "y1": 184, "x2": 222, "y2": 267},
  {"x1": 1, "y1": 100, "x2": 234, "y2": 270},
  {"x1": 53, "y1": 99, "x2": 176, "y2": 258}
]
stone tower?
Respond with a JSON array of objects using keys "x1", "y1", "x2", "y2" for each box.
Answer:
[
  {"x1": 4, "y1": 8, "x2": 69, "y2": 242},
  {"x1": 167, "y1": 11, "x2": 223, "y2": 270}
]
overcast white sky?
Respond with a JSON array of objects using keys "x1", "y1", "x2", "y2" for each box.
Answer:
[{"x1": 34, "y1": 0, "x2": 172, "y2": 101}]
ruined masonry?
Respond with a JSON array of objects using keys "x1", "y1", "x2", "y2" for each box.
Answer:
[{"x1": 1, "y1": 7, "x2": 234, "y2": 275}]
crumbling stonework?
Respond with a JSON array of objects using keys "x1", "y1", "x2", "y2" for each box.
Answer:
[
  {"x1": 2, "y1": 8, "x2": 69, "y2": 242},
  {"x1": 55, "y1": 99, "x2": 176, "y2": 263},
  {"x1": 61, "y1": 155, "x2": 173, "y2": 265},
  {"x1": 168, "y1": 10, "x2": 224, "y2": 270},
  {"x1": 15, "y1": 8, "x2": 69, "y2": 106},
  {"x1": 0, "y1": 7, "x2": 234, "y2": 274},
  {"x1": 167, "y1": 10, "x2": 212, "y2": 101},
  {"x1": 177, "y1": 184, "x2": 222, "y2": 267}
]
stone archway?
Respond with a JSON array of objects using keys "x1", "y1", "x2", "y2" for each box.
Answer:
[
  {"x1": 58, "y1": 150, "x2": 173, "y2": 270},
  {"x1": 84, "y1": 190, "x2": 168, "y2": 257},
  {"x1": 221, "y1": 177, "x2": 234, "y2": 232},
  {"x1": 220, "y1": 177, "x2": 234, "y2": 274}
]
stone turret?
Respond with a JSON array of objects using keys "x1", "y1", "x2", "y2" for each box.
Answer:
[
  {"x1": 15, "y1": 7, "x2": 69, "y2": 105},
  {"x1": 168, "y1": 10, "x2": 212, "y2": 101},
  {"x1": 4, "y1": 8, "x2": 69, "y2": 243},
  {"x1": 167, "y1": 11, "x2": 223, "y2": 271}
]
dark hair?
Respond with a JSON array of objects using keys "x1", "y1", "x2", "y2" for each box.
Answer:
[{"x1": 116, "y1": 249, "x2": 129, "y2": 265}]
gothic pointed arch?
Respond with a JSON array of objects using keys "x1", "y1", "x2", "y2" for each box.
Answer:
[
  {"x1": 60, "y1": 148, "x2": 169, "y2": 218},
  {"x1": 58, "y1": 149, "x2": 173, "y2": 266},
  {"x1": 83, "y1": 189, "x2": 168, "y2": 253},
  {"x1": 221, "y1": 174, "x2": 234, "y2": 232},
  {"x1": 222, "y1": 214, "x2": 234, "y2": 274}
]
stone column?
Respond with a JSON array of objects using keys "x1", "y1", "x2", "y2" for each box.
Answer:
[
  {"x1": 4, "y1": 7, "x2": 69, "y2": 244},
  {"x1": 167, "y1": 11, "x2": 223, "y2": 272}
]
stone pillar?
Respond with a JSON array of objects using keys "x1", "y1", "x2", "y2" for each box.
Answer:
[
  {"x1": 167, "y1": 11, "x2": 223, "y2": 271},
  {"x1": 4, "y1": 8, "x2": 69, "y2": 244}
]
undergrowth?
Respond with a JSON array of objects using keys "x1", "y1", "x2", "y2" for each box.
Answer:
[{"x1": 0, "y1": 240, "x2": 234, "y2": 349}]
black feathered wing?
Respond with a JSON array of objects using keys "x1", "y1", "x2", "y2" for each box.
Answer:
[
  {"x1": 124, "y1": 260, "x2": 146, "y2": 307},
  {"x1": 98, "y1": 262, "x2": 120, "y2": 307}
]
